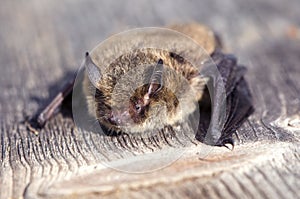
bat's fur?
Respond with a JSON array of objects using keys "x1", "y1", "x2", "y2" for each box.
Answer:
[
  {"x1": 84, "y1": 48, "x2": 208, "y2": 134},
  {"x1": 83, "y1": 24, "x2": 254, "y2": 147}
]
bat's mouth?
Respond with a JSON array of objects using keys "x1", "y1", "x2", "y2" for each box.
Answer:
[
  {"x1": 107, "y1": 110, "x2": 132, "y2": 126},
  {"x1": 107, "y1": 95, "x2": 150, "y2": 127}
]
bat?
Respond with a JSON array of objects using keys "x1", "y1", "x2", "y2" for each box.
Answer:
[{"x1": 33, "y1": 23, "x2": 254, "y2": 148}]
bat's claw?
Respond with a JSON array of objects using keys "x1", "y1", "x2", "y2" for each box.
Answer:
[{"x1": 216, "y1": 137, "x2": 235, "y2": 150}]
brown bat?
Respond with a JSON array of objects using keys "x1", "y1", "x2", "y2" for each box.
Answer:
[{"x1": 35, "y1": 23, "x2": 254, "y2": 148}]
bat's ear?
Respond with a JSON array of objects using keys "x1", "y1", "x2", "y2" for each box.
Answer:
[
  {"x1": 84, "y1": 52, "x2": 101, "y2": 88},
  {"x1": 148, "y1": 59, "x2": 164, "y2": 96}
]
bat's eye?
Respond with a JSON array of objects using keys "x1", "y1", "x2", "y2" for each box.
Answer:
[
  {"x1": 134, "y1": 99, "x2": 146, "y2": 115},
  {"x1": 135, "y1": 104, "x2": 142, "y2": 113},
  {"x1": 128, "y1": 98, "x2": 147, "y2": 124}
]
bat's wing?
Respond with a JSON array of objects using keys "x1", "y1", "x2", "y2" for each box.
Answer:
[
  {"x1": 34, "y1": 52, "x2": 98, "y2": 128},
  {"x1": 35, "y1": 75, "x2": 75, "y2": 127},
  {"x1": 196, "y1": 50, "x2": 254, "y2": 147}
]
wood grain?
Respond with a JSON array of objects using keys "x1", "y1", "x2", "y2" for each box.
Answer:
[{"x1": 0, "y1": 0, "x2": 299, "y2": 198}]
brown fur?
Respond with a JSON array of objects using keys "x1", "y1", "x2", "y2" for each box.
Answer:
[{"x1": 83, "y1": 24, "x2": 216, "y2": 134}]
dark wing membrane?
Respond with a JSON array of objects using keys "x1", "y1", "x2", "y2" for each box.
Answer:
[
  {"x1": 196, "y1": 50, "x2": 254, "y2": 146},
  {"x1": 34, "y1": 74, "x2": 75, "y2": 128},
  {"x1": 217, "y1": 77, "x2": 254, "y2": 146}
]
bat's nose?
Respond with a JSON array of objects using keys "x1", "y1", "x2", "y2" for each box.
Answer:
[{"x1": 109, "y1": 110, "x2": 132, "y2": 126}]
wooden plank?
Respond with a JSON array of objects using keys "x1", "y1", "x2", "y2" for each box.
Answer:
[{"x1": 0, "y1": 0, "x2": 300, "y2": 198}]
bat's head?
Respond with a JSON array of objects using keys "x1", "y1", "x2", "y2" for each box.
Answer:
[{"x1": 84, "y1": 49, "x2": 207, "y2": 134}]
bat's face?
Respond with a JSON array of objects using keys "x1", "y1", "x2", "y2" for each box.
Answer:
[
  {"x1": 108, "y1": 83, "x2": 180, "y2": 133},
  {"x1": 85, "y1": 48, "x2": 207, "y2": 134}
]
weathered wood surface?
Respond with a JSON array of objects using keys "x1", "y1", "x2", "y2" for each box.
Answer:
[{"x1": 0, "y1": 0, "x2": 300, "y2": 198}]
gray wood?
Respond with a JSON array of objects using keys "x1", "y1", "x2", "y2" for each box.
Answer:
[{"x1": 0, "y1": 0, "x2": 300, "y2": 198}]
